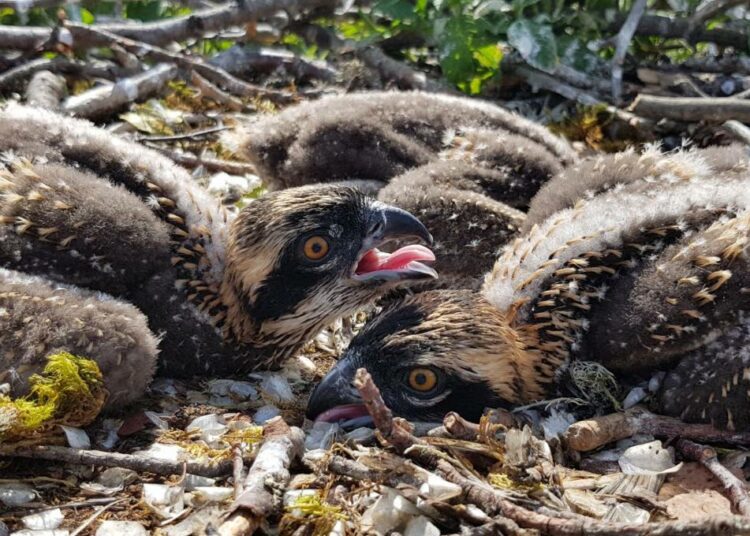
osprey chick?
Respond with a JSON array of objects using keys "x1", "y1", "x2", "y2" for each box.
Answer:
[
  {"x1": 308, "y1": 145, "x2": 750, "y2": 431},
  {"x1": 0, "y1": 105, "x2": 435, "y2": 406}
]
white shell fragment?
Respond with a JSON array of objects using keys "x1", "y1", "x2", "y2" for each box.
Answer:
[
  {"x1": 360, "y1": 487, "x2": 421, "y2": 534},
  {"x1": 254, "y1": 405, "x2": 280, "y2": 424},
  {"x1": 304, "y1": 421, "x2": 340, "y2": 451},
  {"x1": 416, "y1": 469, "x2": 462, "y2": 501},
  {"x1": 59, "y1": 426, "x2": 90, "y2": 449},
  {"x1": 622, "y1": 387, "x2": 648, "y2": 409},
  {"x1": 143, "y1": 483, "x2": 185, "y2": 518},
  {"x1": 258, "y1": 373, "x2": 295, "y2": 405},
  {"x1": 134, "y1": 443, "x2": 185, "y2": 463},
  {"x1": 192, "y1": 486, "x2": 233, "y2": 503},
  {"x1": 403, "y1": 516, "x2": 440, "y2": 536},
  {"x1": 0, "y1": 483, "x2": 36, "y2": 507},
  {"x1": 208, "y1": 379, "x2": 259, "y2": 402},
  {"x1": 184, "y1": 474, "x2": 216, "y2": 491},
  {"x1": 81, "y1": 467, "x2": 137, "y2": 497},
  {"x1": 11, "y1": 531, "x2": 69, "y2": 536},
  {"x1": 186, "y1": 414, "x2": 228, "y2": 446},
  {"x1": 618, "y1": 440, "x2": 683, "y2": 475},
  {"x1": 95, "y1": 520, "x2": 148, "y2": 536},
  {"x1": 22, "y1": 508, "x2": 64, "y2": 530}
]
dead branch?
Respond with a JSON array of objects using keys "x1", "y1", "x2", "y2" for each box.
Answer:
[
  {"x1": 564, "y1": 407, "x2": 750, "y2": 452},
  {"x1": 0, "y1": 0, "x2": 337, "y2": 50},
  {"x1": 688, "y1": 0, "x2": 750, "y2": 30},
  {"x1": 428, "y1": 412, "x2": 481, "y2": 440},
  {"x1": 190, "y1": 71, "x2": 248, "y2": 112},
  {"x1": 620, "y1": 14, "x2": 750, "y2": 51},
  {"x1": 434, "y1": 459, "x2": 750, "y2": 535},
  {"x1": 61, "y1": 63, "x2": 178, "y2": 120},
  {"x1": 0, "y1": 444, "x2": 237, "y2": 477},
  {"x1": 611, "y1": 0, "x2": 647, "y2": 103},
  {"x1": 511, "y1": 64, "x2": 656, "y2": 130},
  {"x1": 0, "y1": 57, "x2": 130, "y2": 92},
  {"x1": 630, "y1": 94, "x2": 750, "y2": 123},
  {"x1": 353, "y1": 367, "x2": 420, "y2": 452},
  {"x1": 65, "y1": 22, "x2": 294, "y2": 104},
  {"x1": 219, "y1": 417, "x2": 304, "y2": 536},
  {"x1": 25, "y1": 70, "x2": 66, "y2": 110},
  {"x1": 136, "y1": 125, "x2": 230, "y2": 143},
  {"x1": 210, "y1": 45, "x2": 339, "y2": 82},
  {"x1": 232, "y1": 446, "x2": 244, "y2": 500},
  {"x1": 677, "y1": 439, "x2": 750, "y2": 517},
  {"x1": 151, "y1": 147, "x2": 258, "y2": 176},
  {"x1": 723, "y1": 120, "x2": 750, "y2": 145},
  {"x1": 296, "y1": 23, "x2": 455, "y2": 93}
]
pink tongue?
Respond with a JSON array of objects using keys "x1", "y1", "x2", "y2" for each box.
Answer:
[
  {"x1": 315, "y1": 404, "x2": 370, "y2": 423},
  {"x1": 356, "y1": 245, "x2": 435, "y2": 274}
]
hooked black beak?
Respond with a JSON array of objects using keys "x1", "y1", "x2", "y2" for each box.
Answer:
[
  {"x1": 352, "y1": 202, "x2": 437, "y2": 283},
  {"x1": 306, "y1": 359, "x2": 372, "y2": 428},
  {"x1": 367, "y1": 202, "x2": 433, "y2": 247}
]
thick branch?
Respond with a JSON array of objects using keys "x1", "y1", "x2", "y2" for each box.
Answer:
[
  {"x1": 218, "y1": 417, "x2": 304, "y2": 536},
  {"x1": 564, "y1": 407, "x2": 750, "y2": 452},
  {"x1": 0, "y1": 58, "x2": 130, "y2": 92},
  {"x1": 630, "y1": 94, "x2": 750, "y2": 123},
  {"x1": 611, "y1": 0, "x2": 647, "y2": 103},
  {"x1": 0, "y1": 0, "x2": 337, "y2": 50},
  {"x1": 25, "y1": 70, "x2": 66, "y2": 110},
  {"x1": 62, "y1": 63, "x2": 178, "y2": 120},
  {"x1": 0, "y1": 444, "x2": 236, "y2": 477},
  {"x1": 618, "y1": 14, "x2": 750, "y2": 51},
  {"x1": 677, "y1": 439, "x2": 750, "y2": 517}
]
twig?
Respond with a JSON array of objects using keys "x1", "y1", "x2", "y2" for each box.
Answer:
[
  {"x1": 69, "y1": 498, "x2": 125, "y2": 536},
  {"x1": 611, "y1": 0, "x2": 647, "y2": 103},
  {"x1": 619, "y1": 14, "x2": 750, "y2": 51},
  {"x1": 677, "y1": 439, "x2": 750, "y2": 517},
  {"x1": 218, "y1": 417, "x2": 304, "y2": 536},
  {"x1": 434, "y1": 458, "x2": 750, "y2": 535},
  {"x1": 0, "y1": 444, "x2": 238, "y2": 477},
  {"x1": 353, "y1": 367, "x2": 420, "y2": 452},
  {"x1": 723, "y1": 120, "x2": 750, "y2": 145},
  {"x1": 688, "y1": 0, "x2": 749, "y2": 29},
  {"x1": 0, "y1": 58, "x2": 129, "y2": 92},
  {"x1": 190, "y1": 71, "x2": 249, "y2": 112},
  {"x1": 428, "y1": 412, "x2": 481, "y2": 440},
  {"x1": 232, "y1": 446, "x2": 243, "y2": 500},
  {"x1": 25, "y1": 70, "x2": 66, "y2": 110},
  {"x1": 564, "y1": 407, "x2": 750, "y2": 452},
  {"x1": 61, "y1": 63, "x2": 178, "y2": 120},
  {"x1": 135, "y1": 125, "x2": 230, "y2": 143},
  {"x1": 150, "y1": 147, "x2": 258, "y2": 176},
  {"x1": 0, "y1": 0, "x2": 338, "y2": 50},
  {"x1": 511, "y1": 64, "x2": 655, "y2": 130},
  {"x1": 64, "y1": 22, "x2": 294, "y2": 104},
  {"x1": 210, "y1": 45, "x2": 339, "y2": 82},
  {"x1": 630, "y1": 94, "x2": 750, "y2": 123}
]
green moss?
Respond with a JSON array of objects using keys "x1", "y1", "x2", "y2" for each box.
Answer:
[{"x1": 0, "y1": 352, "x2": 105, "y2": 442}]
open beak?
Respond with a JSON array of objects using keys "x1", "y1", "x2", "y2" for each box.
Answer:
[
  {"x1": 306, "y1": 359, "x2": 372, "y2": 428},
  {"x1": 352, "y1": 202, "x2": 437, "y2": 283}
]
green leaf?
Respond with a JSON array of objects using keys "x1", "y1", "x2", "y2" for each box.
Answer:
[
  {"x1": 125, "y1": 1, "x2": 163, "y2": 22},
  {"x1": 507, "y1": 18, "x2": 558, "y2": 70},
  {"x1": 473, "y1": 43, "x2": 502, "y2": 69},
  {"x1": 80, "y1": 8, "x2": 94, "y2": 25},
  {"x1": 373, "y1": 0, "x2": 416, "y2": 21}
]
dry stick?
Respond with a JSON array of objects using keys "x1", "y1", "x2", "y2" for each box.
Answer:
[
  {"x1": 353, "y1": 367, "x2": 420, "y2": 452},
  {"x1": 429, "y1": 411, "x2": 481, "y2": 440},
  {"x1": 688, "y1": 0, "x2": 750, "y2": 30},
  {"x1": 611, "y1": 0, "x2": 647, "y2": 104},
  {"x1": 434, "y1": 459, "x2": 750, "y2": 536},
  {"x1": 190, "y1": 71, "x2": 248, "y2": 112},
  {"x1": 630, "y1": 94, "x2": 750, "y2": 123},
  {"x1": 136, "y1": 125, "x2": 230, "y2": 143},
  {"x1": 512, "y1": 65, "x2": 655, "y2": 130},
  {"x1": 0, "y1": 57, "x2": 130, "y2": 92},
  {"x1": 0, "y1": 0, "x2": 337, "y2": 50},
  {"x1": 618, "y1": 14, "x2": 750, "y2": 51},
  {"x1": 564, "y1": 406, "x2": 750, "y2": 452},
  {"x1": 150, "y1": 148, "x2": 258, "y2": 176},
  {"x1": 61, "y1": 63, "x2": 178, "y2": 120},
  {"x1": 69, "y1": 498, "x2": 125, "y2": 536},
  {"x1": 64, "y1": 22, "x2": 294, "y2": 104},
  {"x1": 210, "y1": 46, "x2": 339, "y2": 82},
  {"x1": 232, "y1": 446, "x2": 244, "y2": 500},
  {"x1": 25, "y1": 70, "x2": 66, "y2": 110},
  {"x1": 218, "y1": 417, "x2": 304, "y2": 536},
  {"x1": 0, "y1": 444, "x2": 238, "y2": 477},
  {"x1": 723, "y1": 120, "x2": 750, "y2": 145},
  {"x1": 677, "y1": 439, "x2": 750, "y2": 517}
]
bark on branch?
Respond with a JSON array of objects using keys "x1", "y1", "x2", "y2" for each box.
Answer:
[{"x1": 630, "y1": 94, "x2": 750, "y2": 123}]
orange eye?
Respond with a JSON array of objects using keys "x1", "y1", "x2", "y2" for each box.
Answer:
[
  {"x1": 408, "y1": 368, "x2": 437, "y2": 392},
  {"x1": 303, "y1": 236, "x2": 329, "y2": 261}
]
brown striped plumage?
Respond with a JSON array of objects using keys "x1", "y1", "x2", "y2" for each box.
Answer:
[
  {"x1": 308, "y1": 144, "x2": 750, "y2": 431},
  {"x1": 0, "y1": 105, "x2": 435, "y2": 408}
]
